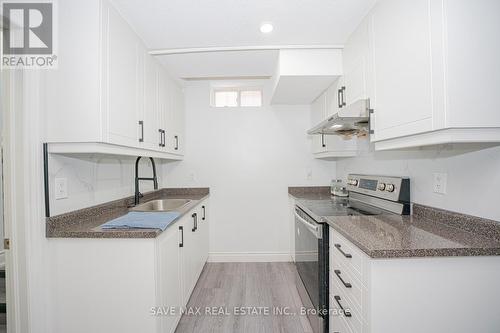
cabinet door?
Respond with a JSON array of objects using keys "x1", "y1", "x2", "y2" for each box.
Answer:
[
  {"x1": 105, "y1": 5, "x2": 141, "y2": 147},
  {"x1": 444, "y1": 0, "x2": 500, "y2": 128},
  {"x1": 157, "y1": 225, "x2": 183, "y2": 333},
  {"x1": 158, "y1": 69, "x2": 173, "y2": 152},
  {"x1": 194, "y1": 203, "x2": 208, "y2": 275},
  {"x1": 343, "y1": 14, "x2": 370, "y2": 107},
  {"x1": 199, "y1": 203, "x2": 209, "y2": 264},
  {"x1": 191, "y1": 207, "x2": 206, "y2": 287},
  {"x1": 143, "y1": 54, "x2": 161, "y2": 150},
  {"x1": 180, "y1": 212, "x2": 198, "y2": 304},
  {"x1": 371, "y1": 0, "x2": 434, "y2": 141},
  {"x1": 170, "y1": 85, "x2": 185, "y2": 155},
  {"x1": 325, "y1": 78, "x2": 343, "y2": 118},
  {"x1": 343, "y1": 58, "x2": 366, "y2": 106}
]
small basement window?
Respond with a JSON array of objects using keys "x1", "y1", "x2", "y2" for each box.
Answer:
[{"x1": 212, "y1": 88, "x2": 263, "y2": 108}]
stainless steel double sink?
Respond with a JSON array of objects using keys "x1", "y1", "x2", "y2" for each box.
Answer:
[{"x1": 130, "y1": 198, "x2": 192, "y2": 212}]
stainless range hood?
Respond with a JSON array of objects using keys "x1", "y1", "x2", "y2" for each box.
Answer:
[{"x1": 307, "y1": 99, "x2": 371, "y2": 136}]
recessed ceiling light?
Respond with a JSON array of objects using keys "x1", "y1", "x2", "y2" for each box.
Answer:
[{"x1": 260, "y1": 23, "x2": 274, "y2": 34}]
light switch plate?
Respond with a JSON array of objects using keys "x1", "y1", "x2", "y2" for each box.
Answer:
[
  {"x1": 433, "y1": 173, "x2": 447, "y2": 194},
  {"x1": 55, "y1": 178, "x2": 68, "y2": 200}
]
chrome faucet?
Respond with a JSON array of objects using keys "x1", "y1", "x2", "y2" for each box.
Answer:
[{"x1": 134, "y1": 156, "x2": 158, "y2": 205}]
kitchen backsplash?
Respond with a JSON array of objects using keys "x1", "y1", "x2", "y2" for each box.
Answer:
[{"x1": 336, "y1": 144, "x2": 500, "y2": 222}]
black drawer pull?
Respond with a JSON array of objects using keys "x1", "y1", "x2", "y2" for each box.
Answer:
[
  {"x1": 202, "y1": 205, "x2": 206, "y2": 220},
  {"x1": 334, "y1": 295, "x2": 351, "y2": 317},
  {"x1": 334, "y1": 243, "x2": 352, "y2": 258},
  {"x1": 334, "y1": 269, "x2": 352, "y2": 288},
  {"x1": 179, "y1": 226, "x2": 184, "y2": 247},
  {"x1": 138, "y1": 121, "x2": 144, "y2": 142},
  {"x1": 192, "y1": 213, "x2": 197, "y2": 232},
  {"x1": 341, "y1": 86, "x2": 347, "y2": 107}
]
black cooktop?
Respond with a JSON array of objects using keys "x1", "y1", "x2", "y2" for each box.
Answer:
[{"x1": 298, "y1": 196, "x2": 386, "y2": 218}]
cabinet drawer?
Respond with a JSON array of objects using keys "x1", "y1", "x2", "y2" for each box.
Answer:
[
  {"x1": 330, "y1": 257, "x2": 363, "y2": 313},
  {"x1": 330, "y1": 313, "x2": 353, "y2": 333},
  {"x1": 330, "y1": 230, "x2": 364, "y2": 280},
  {"x1": 330, "y1": 275, "x2": 363, "y2": 333}
]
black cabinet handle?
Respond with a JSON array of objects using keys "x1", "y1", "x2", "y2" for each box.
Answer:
[
  {"x1": 334, "y1": 243, "x2": 352, "y2": 258},
  {"x1": 334, "y1": 295, "x2": 351, "y2": 317},
  {"x1": 192, "y1": 213, "x2": 197, "y2": 232},
  {"x1": 158, "y1": 129, "x2": 163, "y2": 147},
  {"x1": 138, "y1": 121, "x2": 144, "y2": 142},
  {"x1": 174, "y1": 135, "x2": 179, "y2": 150},
  {"x1": 202, "y1": 206, "x2": 206, "y2": 220},
  {"x1": 337, "y1": 89, "x2": 342, "y2": 108},
  {"x1": 334, "y1": 269, "x2": 352, "y2": 288},
  {"x1": 179, "y1": 226, "x2": 184, "y2": 247},
  {"x1": 321, "y1": 134, "x2": 326, "y2": 148},
  {"x1": 341, "y1": 86, "x2": 346, "y2": 107}
]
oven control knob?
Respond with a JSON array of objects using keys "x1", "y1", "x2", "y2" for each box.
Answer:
[
  {"x1": 386, "y1": 184, "x2": 395, "y2": 192},
  {"x1": 378, "y1": 183, "x2": 386, "y2": 191}
]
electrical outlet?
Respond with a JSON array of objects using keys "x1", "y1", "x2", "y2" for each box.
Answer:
[
  {"x1": 433, "y1": 173, "x2": 447, "y2": 194},
  {"x1": 55, "y1": 178, "x2": 68, "y2": 200}
]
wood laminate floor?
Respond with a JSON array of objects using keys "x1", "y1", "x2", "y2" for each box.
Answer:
[{"x1": 175, "y1": 262, "x2": 313, "y2": 333}]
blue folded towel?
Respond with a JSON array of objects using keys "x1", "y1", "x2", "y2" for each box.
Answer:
[{"x1": 100, "y1": 212, "x2": 181, "y2": 231}]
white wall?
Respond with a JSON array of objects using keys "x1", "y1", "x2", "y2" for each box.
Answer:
[
  {"x1": 49, "y1": 155, "x2": 162, "y2": 215},
  {"x1": 336, "y1": 144, "x2": 500, "y2": 221},
  {"x1": 162, "y1": 81, "x2": 335, "y2": 260}
]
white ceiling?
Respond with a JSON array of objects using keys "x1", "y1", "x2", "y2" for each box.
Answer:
[{"x1": 112, "y1": 0, "x2": 377, "y2": 79}]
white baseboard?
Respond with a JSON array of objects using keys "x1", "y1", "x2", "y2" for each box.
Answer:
[{"x1": 208, "y1": 251, "x2": 292, "y2": 263}]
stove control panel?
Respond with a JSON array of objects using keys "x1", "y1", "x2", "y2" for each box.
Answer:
[{"x1": 347, "y1": 174, "x2": 410, "y2": 202}]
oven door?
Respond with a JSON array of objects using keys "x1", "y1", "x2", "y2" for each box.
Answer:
[{"x1": 294, "y1": 206, "x2": 328, "y2": 333}]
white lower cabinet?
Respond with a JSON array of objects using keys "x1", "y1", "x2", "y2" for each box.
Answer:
[
  {"x1": 48, "y1": 199, "x2": 209, "y2": 333},
  {"x1": 329, "y1": 227, "x2": 500, "y2": 333},
  {"x1": 156, "y1": 220, "x2": 183, "y2": 333}
]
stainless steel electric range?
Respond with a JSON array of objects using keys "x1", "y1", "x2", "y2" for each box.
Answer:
[{"x1": 294, "y1": 174, "x2": 410, "y2": 333}]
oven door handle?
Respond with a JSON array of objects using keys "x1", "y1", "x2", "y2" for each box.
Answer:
[{"x1": 294, "y1": 210, "x2": 322, "y2": 239}]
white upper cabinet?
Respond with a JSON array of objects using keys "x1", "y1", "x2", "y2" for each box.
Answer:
[
  {"x1": 105, "y1": 4, "x2": 143, "y2": 148},
  {"x1": 171, "y1": 85, "x2": 186, "y2": 155},
  {"x1": 310, "y1": 80, "x2": 365, "y2": 159},
  {"x1": 363, "y1": 0, "x2": 500, "y2": 149},
  {"x1": 370, "y1": 0, "x2": 435, "y2": 141},
  {"x1": 444, "y1": 0, "x2": 500, "y2": 128},
  {"x1": 157, "y1": 66, "x2": 172, "y2": 152},
  {"x1": 45, "y1": 0, "x2": 185, "y2": 159},
  {"x1": 143, "y1": 51, "x2": 161, "y2": 150}
]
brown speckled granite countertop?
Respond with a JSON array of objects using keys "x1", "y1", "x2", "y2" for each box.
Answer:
[
  {"x1": 289, "y1": 187, "x2": 500, "y2": 258},
  {"x1": 46, "y1": 188, "x2": 209, "y2": 239}
]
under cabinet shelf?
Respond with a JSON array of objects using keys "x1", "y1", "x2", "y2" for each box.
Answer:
[{"x1": 46, "y1": 142, "x2": 184, "y2": 160}]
